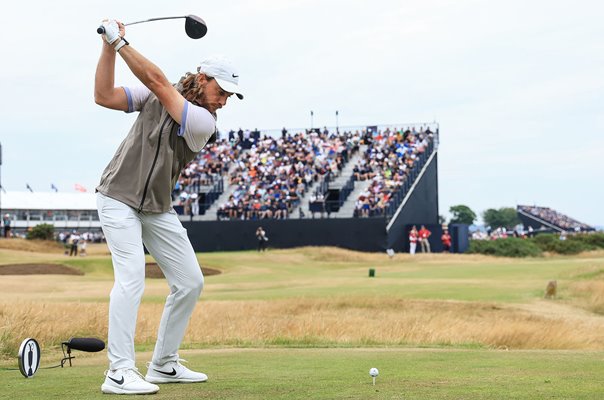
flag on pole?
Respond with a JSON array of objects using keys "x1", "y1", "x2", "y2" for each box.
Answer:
[
  {"x1": 74, "y1": 183, "x2": 87, "y2": 193},
  {"x1": 51, "y1": 184, "x2": 58, "y2": 192}
]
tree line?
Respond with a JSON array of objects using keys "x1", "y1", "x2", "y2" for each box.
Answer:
[{"x1": 445, "y1": 205, "x2": 520, "y2": 229}]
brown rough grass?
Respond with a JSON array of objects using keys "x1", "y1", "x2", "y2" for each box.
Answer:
[
  {"x1": 0, "y1": 239, "x2": 110, "y2": 256},
  {"x1": 568, "y1": 280, "x2": 604, "y2": 314},
  {"x1": 3, "y1": 297, "x2": 604, "y2": 357},
  {"x1": 0, "y1": 238, "x2": 64, "y2": 253}
]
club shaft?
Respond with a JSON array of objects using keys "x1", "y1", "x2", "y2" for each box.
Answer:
[{"x1": 124, "y1": 16, "x2": 187, "y2": 26}]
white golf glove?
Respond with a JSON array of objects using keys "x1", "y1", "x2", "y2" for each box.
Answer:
[{"x1": 101, "y1": 19, "x2": 121, "y2": 45}]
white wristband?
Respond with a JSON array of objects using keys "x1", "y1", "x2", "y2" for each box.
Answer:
[{"x1": 114, "y1": 37, "x2": 129, "y2": 52}]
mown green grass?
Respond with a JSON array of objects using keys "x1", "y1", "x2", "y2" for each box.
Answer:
[
  {"x1": 2, "y1": 348, "x2": 604, "y2": 400},
  {"x1": 2, "y1": 245, "x2": 604, "y2": 398}
]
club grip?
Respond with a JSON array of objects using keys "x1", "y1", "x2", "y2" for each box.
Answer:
[{"x1": 97, "y1": 25, "x2": 105, "y2": 34}]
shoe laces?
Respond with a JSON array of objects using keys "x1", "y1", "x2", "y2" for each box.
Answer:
[
  {"x1": 105, "y1": 367, "x2": 145, "y2": 380},
  {"x1": 147, "y1": 359, "x2": 189, "y2": 369},
  {"x1": 124, "y1": 368, "x2": 145, "y2": 380}
]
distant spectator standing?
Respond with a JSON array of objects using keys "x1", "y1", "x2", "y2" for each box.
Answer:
[
  {"x1": 419, "y1": 225, "x2": 431, "y2": 253},
  {"x1": 80, "y1": 234, "x2": 88, "y2": 257},
  {"x1": 69, "y1": 231, "x2": 80, "y2": 257},
  {"x1": 191, "y1": 193, "x2": 200, "y2": 216},
  {"x1": 409, "y1": 225, "x2": 418, "y2": 255},
  {"x1": 256, "y1": 227, "x2": 268, "y2": 252},
  {"x1": 441, "y1": 229, "x2": 452, "y2": 253},
  {"x1": 2, "y1": 214, "x2": 11, "y2": 238}
]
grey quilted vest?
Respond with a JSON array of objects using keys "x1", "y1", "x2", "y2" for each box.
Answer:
[{"x1": 96, "y1": 90, "x2": 202, "y2": 213}]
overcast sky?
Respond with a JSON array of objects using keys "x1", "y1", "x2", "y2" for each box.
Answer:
[{"x1": 0, "y1": 0, "x2": 602, "y2": 226}]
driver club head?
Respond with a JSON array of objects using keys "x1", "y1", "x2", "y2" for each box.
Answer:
[{"x1": 185, "y1": 15, "x2": 207, "y2": 39}]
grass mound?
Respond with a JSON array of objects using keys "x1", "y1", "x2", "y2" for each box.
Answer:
[{"x1": 0, "y1": 239, "x2": 64, "y2": 253}]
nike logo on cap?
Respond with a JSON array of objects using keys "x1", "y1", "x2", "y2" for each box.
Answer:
[
  {"x1": 232, "y1": 73, "x2": 239, "y2": 78},
  {"x1": 108, "y1": 376, "x2": 125, "y2": 385},
  {"x1": 154, "y1": 367, "x2": 177, "y2": 376}
]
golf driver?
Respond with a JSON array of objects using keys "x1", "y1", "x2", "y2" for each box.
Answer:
[{"x1": 97, "y1": 15, "x2": 207, "y2": 39}]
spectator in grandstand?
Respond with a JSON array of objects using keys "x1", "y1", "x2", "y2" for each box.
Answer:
[
  {"x1": 409, "y1": 226, "x2": 418, "y2": 255},
  {"x1": 94, "y1": 20, "x2": 243, "y2": 394},
  {"x1": 256, "y1": 226, "x2": 268, "y2": 251},
  {"x1": 518, "y1": 205, "x2": 593, "y2": 232},
  {"x1": 441, "y1": 229, "x2": 452, "y2": 253},
  {"x1": 419, "y1": 225, "x2": 432, "y2": 253}
]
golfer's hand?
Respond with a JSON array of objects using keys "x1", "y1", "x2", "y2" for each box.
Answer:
[{"x1": 101, "y1": 19, "x2": 124, "y2": 45}]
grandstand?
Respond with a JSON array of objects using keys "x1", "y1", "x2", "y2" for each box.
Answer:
[
  {"x1": 517, "y1": 205, "x2": 595, "y2": 233},
  {"x1": 0, "y1": 123, "x2": 444, "y2": 252},
  {"x1": 173, "y1": 123, "x2": 442, "y2": 252}
]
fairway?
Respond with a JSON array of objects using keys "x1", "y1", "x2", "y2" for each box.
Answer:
[
  {"x1": 3, "y1": 348, "x2": 604, "y2": 400},
  {"x1": 1, "y1": 242, "x2": 604, "y2": 398}
]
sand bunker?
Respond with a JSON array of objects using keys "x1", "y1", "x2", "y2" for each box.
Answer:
[
  {"x1": 145, "y1": 262, "x2": 221, "y2": 279},
  {"x1": 0, "y1": 263, "x2": 85, "y2": 275}
]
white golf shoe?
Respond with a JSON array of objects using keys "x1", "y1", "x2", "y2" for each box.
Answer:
[
  {"x1": 101, "y1": 367, "x2": 160, "y2": 395},
  {"x1": 145, "y1": 359, "x2": 208, "y2": 383}
]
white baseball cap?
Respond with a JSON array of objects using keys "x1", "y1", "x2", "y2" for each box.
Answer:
[{"x1": 198, "y1": 55, "x2": 244, "y2": 99}]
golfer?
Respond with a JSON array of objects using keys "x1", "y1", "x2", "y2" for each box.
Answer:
[{"x1": 94, "y1": 19, "x2": 243, "y2": 395}]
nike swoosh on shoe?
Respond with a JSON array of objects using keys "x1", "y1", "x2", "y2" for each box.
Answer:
[
  {"x1": 108, "y1": 376, "x2": 125, "y2": 385},
  {"x1": 154, "y1": 367, "x2": 177, "y2": 376}
]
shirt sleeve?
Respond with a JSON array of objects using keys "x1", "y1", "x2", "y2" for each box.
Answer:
[
  {"x1": 178, "y1": 101, "x2": 216, "y2": 152},
  {"x1": 121, "y1": 85, "x2": 152, "y2": 113}
]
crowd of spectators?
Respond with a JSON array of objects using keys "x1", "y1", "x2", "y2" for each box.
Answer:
[
  {"x1": 172, "y1": 139, "x2": 241, "y2": 214},
  {"x1": 216, "y1": 129, "x2": 359, "y2": 220},
  {"x1": 170, "y1": 125, "x2": 435, "y2": 221},
  {"x1": 353, "y1": 127, "x2": 434, "y2": 217},
  {"x1": 518, "y1": 205, "x2": 594, "y2": 232}
]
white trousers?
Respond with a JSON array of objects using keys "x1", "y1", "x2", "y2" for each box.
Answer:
[
  {"x1": 97, "y1": 193, "x2": 204, "y2": 370},
  {"x1": 409, "y1": 242, "x2": 417, "y2": 255}
]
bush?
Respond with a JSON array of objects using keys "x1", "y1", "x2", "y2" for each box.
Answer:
[
  {"x1": 26, "y1": 224, "x2": 55, "y2": 241},
  {"x1": 531, "y1": 234, "x2": 559, "y2": 251},
  {"x1": 531, "y1": 233, "x2": 602, "y2": 254},
  {"x1": 569, "y1": 233, "x2": 604, "y2": 250},
  {"x1": 549, "y1": 240, "x2": 586, "y2": 255},
  {"x1": 467, "y1": 238, "x2": 542, "y2": 258}
]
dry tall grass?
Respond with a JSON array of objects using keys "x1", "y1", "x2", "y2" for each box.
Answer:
[
  {"x1": 568, "y1": 280, "x2": 604, "y2": 314},
  {"x1": 0, "y1": 239, "x2": 64, "y2": 253},
  {"x1": 3, "y1": 297, "x2": 604, "y2": 357}
]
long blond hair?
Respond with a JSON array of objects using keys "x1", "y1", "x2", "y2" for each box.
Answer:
[{"x1": 176, "y1": 72, "x2": 217, "y2": 118}]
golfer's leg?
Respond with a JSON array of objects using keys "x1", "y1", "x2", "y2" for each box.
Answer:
[
  {"x1": 97, "y1": 193, "x2": 145, "y2": 370},
  {"x1": 142, "y1": 210, "x2": 204, "y2": 365}
]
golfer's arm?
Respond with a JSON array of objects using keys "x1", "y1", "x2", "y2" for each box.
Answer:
[
  {"x1": 117, "y1": 45, "x2": 184, "y2": 124},
  {"x1": 94, "y1": 43, "x2": 128, "y2": 111}
]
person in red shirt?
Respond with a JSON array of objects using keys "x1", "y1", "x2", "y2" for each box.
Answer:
[
  {"x1": 441, "y1": 229, "x2": 452, "y2": 253},
  {"x1": 419, "y1": 225, "x2": 431, "y2": 253},
  {"x1": 408, "y1": 226, "x2": 419, "y2": 255}
]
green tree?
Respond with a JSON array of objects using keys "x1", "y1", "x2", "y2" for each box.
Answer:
[
  {"x1": 449, "y1": 205, "x2": 477, "y2": 225},
  {"x1": 482, "y1": 207, "x2": 521, "y2": 229},
  {"x1": 439, "y1": 215, "x2": 447, "y2": 224}
]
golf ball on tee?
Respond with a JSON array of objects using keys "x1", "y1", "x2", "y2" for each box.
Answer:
[{"x1": 369, "y1": 368, "x2": 379, "y2": 377}]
